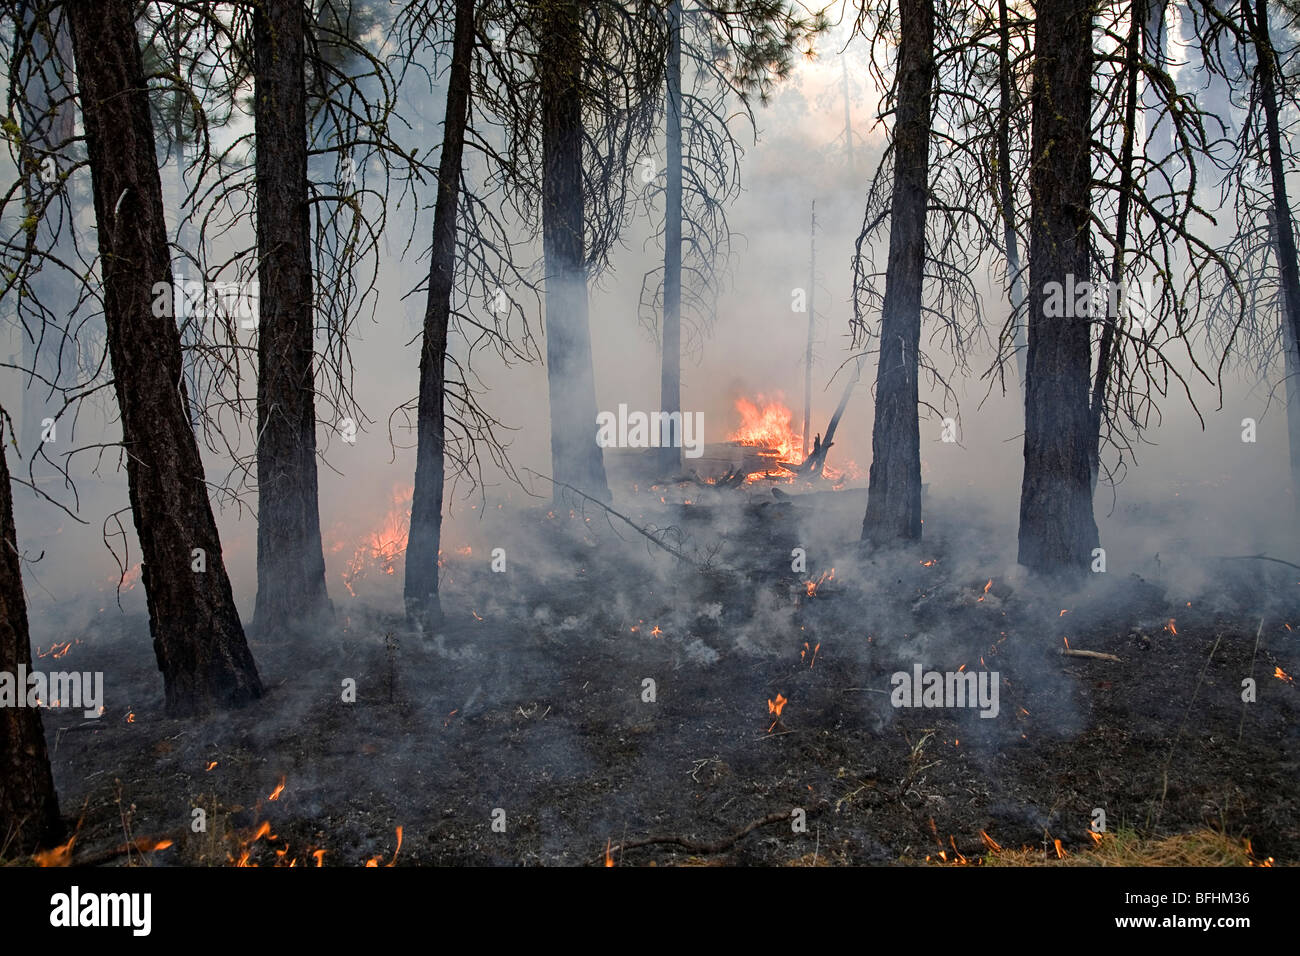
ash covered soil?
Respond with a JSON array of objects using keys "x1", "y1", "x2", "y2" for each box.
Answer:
[{"x1": 33, "y1": 488, "x2": 1300, "y2": 866}]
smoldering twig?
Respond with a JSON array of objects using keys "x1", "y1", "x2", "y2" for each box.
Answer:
[{"x1": 523, "y1": 469, "x2": 698, "y2": 566}]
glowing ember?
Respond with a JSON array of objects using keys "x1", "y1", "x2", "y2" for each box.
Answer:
[
  {"x1": 1166, "y1": 618, "x2": 1178, "y2": 635},
  {"x1": 1276, "y1": 666, "x2": 1294, "y2": 684},
  {"x1": 801, "y1": 641, "x2": 821, "y2": 668},
  {"x1": 921, "y1": 559, "x2": 936, "y2": 567},
  {"x1": 125, "y1": 711, "x2": 135, "y2": 724},
  {"x1": 205, "y1": 761, "x2": 218, "y2": 772}
]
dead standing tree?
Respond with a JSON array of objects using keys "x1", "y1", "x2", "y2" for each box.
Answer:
[
  {"x1": 0, "y1": 410, "x2": 62, "y2": 855},
  {"x1": 403, "y1": 0, "x2": 477, "y2": 631},
  {"x1": 251, "y1": 0, "x2": 333, "y2": 632},
  {"x1": 860, "y1": 0, "x2": 933, "y2": 545},
  {"x1": 639, "y1": 1, "x2": 824, "y2": 476},
  {"x1": 1016, "y1": 0, "x2": 1099, "y2": 571},
  {"x1": 65, "y1": 0, "x2": 261, "y2": 715},
  {"x1": 851, "y1": 0, "x2": 986, "y2": 545}
]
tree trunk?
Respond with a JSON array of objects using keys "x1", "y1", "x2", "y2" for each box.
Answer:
[
  {"x1": 66, "y1": 0, "x2": 262, "y2": 716},
  {"x1": 252, "y1": 0, "x2": 331, "y2": 632},
  {"x1": 16, "y1": 0, "x2": 76, "y2": 461},
  {"x1": 1088, "y1": 0, "x2": 1144, "y2": 492},
  {"x1": 405, "y1": 0, "x2": 475, "y2": 632},
  {"x1": 861, "y1": 0, "x2": 933, "y2": 545},
  {"x1": 803, "y1": 202, "x2": 816, "y2": 460},
  {"x1": 0, "y1": 414, "x2": 63, "y2": 854},
  {"x1": 659, "y1": 0, "x2": 683, "y2": 475},
  {"x1": 537, "y1": 0, "x2": 611, "y2": 503},
  {"x1": 1281, "y1": 272, "x2": 1300, "y2": 512},
  {"x1": 1254, "y1": 0, "x2": 1300, "y2": 399},
  {"x1": 996, "y1": 0, "x2": 1028, "y2": 403},
  {"x1": 1017, "y1": 0, "x2": 1099, "y2": 572}
]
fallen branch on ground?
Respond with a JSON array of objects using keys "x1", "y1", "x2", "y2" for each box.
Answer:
[
  {"x1": 1061, "y1": 648, "x2": 1122, "y2": 662},
  {"x1": 525, "y1": 469, "x2": 697, "y2": 565}
]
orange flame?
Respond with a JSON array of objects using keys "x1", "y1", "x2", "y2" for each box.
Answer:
[
  {"x1": 33, "y1": 834, "x2": 76, "y2": 867},
  {"x1": 268, "y1": 776, "x2": 286, "y2": 801},
  {"x1": 728, "y1": 395, "x2": 861, "y2": 484}
]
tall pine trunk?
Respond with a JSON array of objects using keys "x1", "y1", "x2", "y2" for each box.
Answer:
[
  {"x1": 0, "y1": 414, "x2": 63, "y2": 854},
  {"x1": 1088, "y1": 0, "x2": 1143, "y2": 492},
  {"x1": 659, "y1": 0, "x2": 683, "y2": 475},
  {"x1": 1253, "y1": 0, "x2": 1300, "y2": 516},
  {"x1": 66, "y1": 0, "x2": 262, "y2": 716},
  {"x1": 861, "y1": 0, "x2": 933, "y2": 545},
  {"x1": 252, "y1": 0, "x2": 331, "y2": 631},
  {"x1": 1017, "y1": 0, "x2": 1099, "y2": 572},
  {"x1": 538, "y1": 0, "x2": 611, "y2": 503},
  {"x1": 405, "y1": 0, "x2": 475, "y2": 631},
  {"x1": 1254, "y1": 0, "x2": 1300, "y2": 403}
]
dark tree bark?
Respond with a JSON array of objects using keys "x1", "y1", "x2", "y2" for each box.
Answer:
[
  {"x1": 252, "y1": 0, "x2": 331, "y2": 632},
  {"x1": 1252, "y1": 0, "x2": 1300, "y2": 391},
  {"x1": 0, "y1": 414, "x2": 62, "y2": 855},
  {"x1": 659, "y1": 0, "x2": 683, "y2": 475},
  {"x1": 16, "y1": 0, "x2": 76, "y2": 460},
  {"x1": 1017, "y1": 0, "x2": 1100, "y2": 572},
  {"x1": 405, "y1": 0, "x2": 476, "y2": 632},
  {"x1": 537, "y1": 0, "x2": 611, "y2": 503},
  {"x1": 1252, "y1": 0, "x2": 1300, "y2": 515},
  {"x1": 861, "y1": 0, "x2": 933, "y2": 546},
  {"x1": 66, "y1": 0, "x2": 262, "y2": 716},
  {"x1": 1088, "y1": 0, "x2": 1144, "y2": 492}
]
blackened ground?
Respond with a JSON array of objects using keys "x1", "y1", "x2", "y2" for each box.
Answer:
[{"x1": 22, "y1": 488, "x2": 1300, "y2": 866}]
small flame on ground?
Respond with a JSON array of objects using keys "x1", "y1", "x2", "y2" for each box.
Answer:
[
  {"x1": 34, "y1": 835, "x2": 76, "y2": 867},
  {"x1": 766, "y1": 692, "x2": 788, "y2": 732},
  {"x1": 1275, "y1": 666, "x2": 1294, "y2": 684},
  {"x1": 605, "y1": 839, "x2": 614, "y2": 867},
  {"x1": 365, "y1": 826, "x2": 403, "y2": 867},
  {"x1": 268, "y1": 777, "x2": 286, "y2": 801}
]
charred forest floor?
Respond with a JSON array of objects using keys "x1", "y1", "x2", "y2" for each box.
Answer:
[{"x1": 14, "y1": 483, "x2": 1300, "y2": 867}]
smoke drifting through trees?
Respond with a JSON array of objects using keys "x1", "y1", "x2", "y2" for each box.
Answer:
[{"x1": 1, "y1": 0, "x2": 1299, "y2": 871}]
